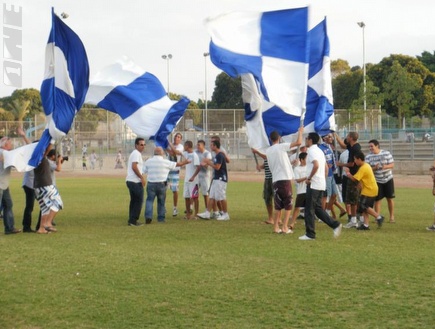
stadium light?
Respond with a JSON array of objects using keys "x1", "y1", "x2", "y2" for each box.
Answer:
[
  {"x1": 357, "y1": 21, "x2": 367, "y2": 131},
  {"x1": 161, "y1": 54, "x2": 172, "y2": 94},
  {"x1": 203, "y1": 52, "x2": 210, "y2": 134}
]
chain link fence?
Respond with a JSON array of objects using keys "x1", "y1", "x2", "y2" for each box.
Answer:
[{"x1": 2, "y1": 108, "x2": 434, "y2": 170}]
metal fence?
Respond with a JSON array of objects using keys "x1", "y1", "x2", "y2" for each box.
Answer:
[{"x1": 2, "y1": 108, "x2": 434, "y2": 168}]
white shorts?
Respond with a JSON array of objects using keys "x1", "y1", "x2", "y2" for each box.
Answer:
[
  {"x1": 209, "y1": 179, "x2": 227, "y2": 201},
  {"x1": 183, "y1": 181, "x2": 199, "y2": 199},
  {"x1": 198, "y1": 175, "x2": 211, "y2": 196}
]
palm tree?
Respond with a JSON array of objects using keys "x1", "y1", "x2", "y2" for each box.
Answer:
[{"x1": 9, "y1": 98, "x2": 31, "y2": 123}]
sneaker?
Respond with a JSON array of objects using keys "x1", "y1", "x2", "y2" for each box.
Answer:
[
  {"x1": 333, "y1": 224, "x2": 342, "y2": 238},
  {"x1": 5, "y1": 228, "x2": 22, "y2": 234},
  {"x1": 216, "y1": 213, "x2": 230, "y2": 221},
  {"x1": 299, "y1": 235, "x2": 314, "y2": 241},
  {"x1": 210, "y1": 212, "x2": 219, "y2": 219},
  {"x1": 357, "y1": 224, "x2": 370, "y2": 230},
  {"x1": 145, "y1": 218, "x2": 152, "y2": 224},
  {"x1": 172, "y1": 208, "x2": 178, "y2": 217},
  {"x1": 219, "y1": 211, "x2": 224, "y2": 216},
  {"x1": 197, "y1": 211, "x2": 210, "y2": 219},
  {"x1": 376, "y1": 216, "x2": 384, "y2": 228},
  {"x1": 426, "y1": 224, "x2": 435, "y2": 231},
  {"x1": 128, "y1": 222, "x2": 143, "y2": 227},
  {"x1": 344, "y1": 221, "x2": 357, "y2": 228}
]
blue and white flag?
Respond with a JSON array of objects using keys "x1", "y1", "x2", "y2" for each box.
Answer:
[
  {"x1": 206, "y1": 8, "x2": 310, "y2": 150},
  {"x1": 85, "y1": 57, "x2": 190, "y2": 149},
  {"x1": 304, "y1": 18, "x2": 336, "y2": 136},
  {"x1": 206, "y1": 8, "x2": 309, "y2": 116},
  {"x1": 5, "y1": 8, "x2": 89, "y2": 171}
]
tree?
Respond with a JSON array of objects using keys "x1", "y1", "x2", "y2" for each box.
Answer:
[
  {"x1": 8, "y1": 98, "x2": 31, "y2": 122},
  {"x1": 382, "y1": 60, "x2": 420, "y2": 129},
  {"x1": 1, "y1": 88, "x2": 42, "y2": 118},
  {"x1": 0, "y1": 108, "x2": 15, "y2": 121},
  {"x1": 331, "y1": 59, "x2": 351, "y2": 78},
  {"x1": 369, "y1": 54, "x2": 432, "y2": 120},
  {"x1": 332, "y1": 69, "x2": 362, "y2": 109},
  {"x1": 417, "y1": 50, "x2": 435, "y2": 72},
  {"x1": 210, "y1": 72, "x2": 243, "y2": 109}
]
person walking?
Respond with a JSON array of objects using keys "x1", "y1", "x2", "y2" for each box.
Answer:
[
  {"x1": 126, "y1": 138, "x2": 146, "y2": 226},
  {"x1": 299, "y1": 132, "x2": 342, "y2": 241}
]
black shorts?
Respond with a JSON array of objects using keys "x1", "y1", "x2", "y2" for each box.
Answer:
[
  {"x1": 294, "y1": 193, "x2": 306, "y2": 208},
  {"x1": 263, "y1": 178, "x2": 273, "y2": 206},
  {"x1": 273, "y1": 180, "x2": 293, "y2": 211},
  {"x1": 358, "y1": 195, "x2": 376, "y2": 213},
  {"x1": 376, "y1": 179, "x2": 395, "y2": 200},
  {"x1": 345, "y1": 179, "x2": 360, "y2": 205}
]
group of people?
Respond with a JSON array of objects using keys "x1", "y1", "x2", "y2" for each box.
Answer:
[
  {"x1": 125, "y1": 133, "x2": 230, "y2": 225},
  {"x1": 1, "y1": 128, "x2": 64, "y2": 235},
  {"x1": 254, "y1": 128, "x2": 400, "y2": 240}
]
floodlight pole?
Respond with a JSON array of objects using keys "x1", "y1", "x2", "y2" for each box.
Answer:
[{"x1": 357, "y1": 21, "x2": 367, "y2": 131}]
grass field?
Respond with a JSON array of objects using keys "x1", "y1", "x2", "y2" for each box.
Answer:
[{"x1": 1, "y1": 175, "x2": 434, "y2": 329}]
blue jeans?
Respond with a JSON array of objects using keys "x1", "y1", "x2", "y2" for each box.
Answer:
[
  {"x1": 145, "y1": 182, "x2": 167, "y2": 222},
  {"x1": 304, "y1": 185, "x2": 341, "y2": 239},
  {"x1": 126, "y1": 181, "x2": 144, "y2": 224},
  {"x1": 0, "y1": 188, "x2": 15, "y2": 233}
]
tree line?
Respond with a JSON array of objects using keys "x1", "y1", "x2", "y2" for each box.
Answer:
[{"x1": 2, "y1": 51, "x2": 435, "y2": 132}]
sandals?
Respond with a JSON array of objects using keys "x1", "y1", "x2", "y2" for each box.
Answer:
[{"x1": 44, "y1": 226, "x2": 57, "y2": 232}]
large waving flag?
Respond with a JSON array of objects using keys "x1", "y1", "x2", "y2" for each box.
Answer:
[
  {"x1": 304, "y1": 18, "x2": 336, "y2": 136},
  {"x1": 206, "y1": 8, "x2": 309, "y2": 116},
  {"x1": 206, "y1": 8, "x2": 310, "y2": 150},
  {"x1": 4, "y1": 8, "x2": 89, "y2": 171},
  {"x1": 85, "y1": 57, "x2": 190, "y2": 148}
]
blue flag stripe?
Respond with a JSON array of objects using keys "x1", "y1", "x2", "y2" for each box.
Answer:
[
  {"x1": 260, "y1": 8, "x2": 309, "y2": 62},
  {"x1": 97, "y1": 72, "x2": 167, "y2": 119}
]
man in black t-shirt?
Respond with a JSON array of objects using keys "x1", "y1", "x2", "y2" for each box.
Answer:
[
  {"x1": 335, "y1": 132, "x2": 361, "y2": 228},
  {"x1": 34, "y1": 144, "x2": 63, "y2": 234}
]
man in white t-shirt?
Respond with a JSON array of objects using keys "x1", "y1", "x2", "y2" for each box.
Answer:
[
  {"x1": 265, "y1": 127, "x2": 303, "y2": 234},
  {"x1": 126, "y1": 138, "x2": 146, "y2": 226},
  {"x1": 299, "y1": 132, "x2": 342, "y2": 240},
  {"x1": 182, "y1": 140, "x2": 201, "y2": 219},
  {"x1": 195, "y1": 140, "x2": 212, "y2": 210}
]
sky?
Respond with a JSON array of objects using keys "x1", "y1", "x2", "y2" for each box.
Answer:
[{"x1": 1, "y1": 0, "x2": 434, "y2": 101}]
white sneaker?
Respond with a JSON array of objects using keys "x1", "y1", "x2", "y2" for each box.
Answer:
[
  {"x1": 344, "y1": 221, "x2": 357, "y2": 228},
  {"x1": 197, "y1": 211, "x2": 210, "y2": 219},
  {"x1": 210, "y1": 212, "x2": 219, "y2": 219},
  {"x1": 333, "y1": 224, "x2": 342, "y2": 238},
  {"x1": 298, "y1": 235, "x2": 314, "y2": 241},
  {"x1": 216, "y1": 213, "x2": 230, "y2": 221},
  {"x1": 173, "y1": 208, "x2": 178, "y2": 216}
]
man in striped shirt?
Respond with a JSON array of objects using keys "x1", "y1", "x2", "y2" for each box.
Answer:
[
  {"x1": 365, "y1": 139, "x2": 396, "y2": 223},
  {"x1": 252, "y1": 148, "x2": 274, "y2": 225}
]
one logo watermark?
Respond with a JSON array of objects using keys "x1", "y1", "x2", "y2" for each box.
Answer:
[{"x1": 3, "y1": 3, "x2": 22, "y2": 88}]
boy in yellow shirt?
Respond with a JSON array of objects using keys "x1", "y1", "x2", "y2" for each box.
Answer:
[{"x1": 345, "y1": 151, "x2": 384, "y2": 230}]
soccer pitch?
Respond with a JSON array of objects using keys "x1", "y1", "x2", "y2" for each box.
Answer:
[{"x1": 1, "y1": 174, "x2": 433, "y2": 329}]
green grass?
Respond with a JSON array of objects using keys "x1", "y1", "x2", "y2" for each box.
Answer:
[{"x1": 1, "y1": 176, "x2": 434, "y2": 329}]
